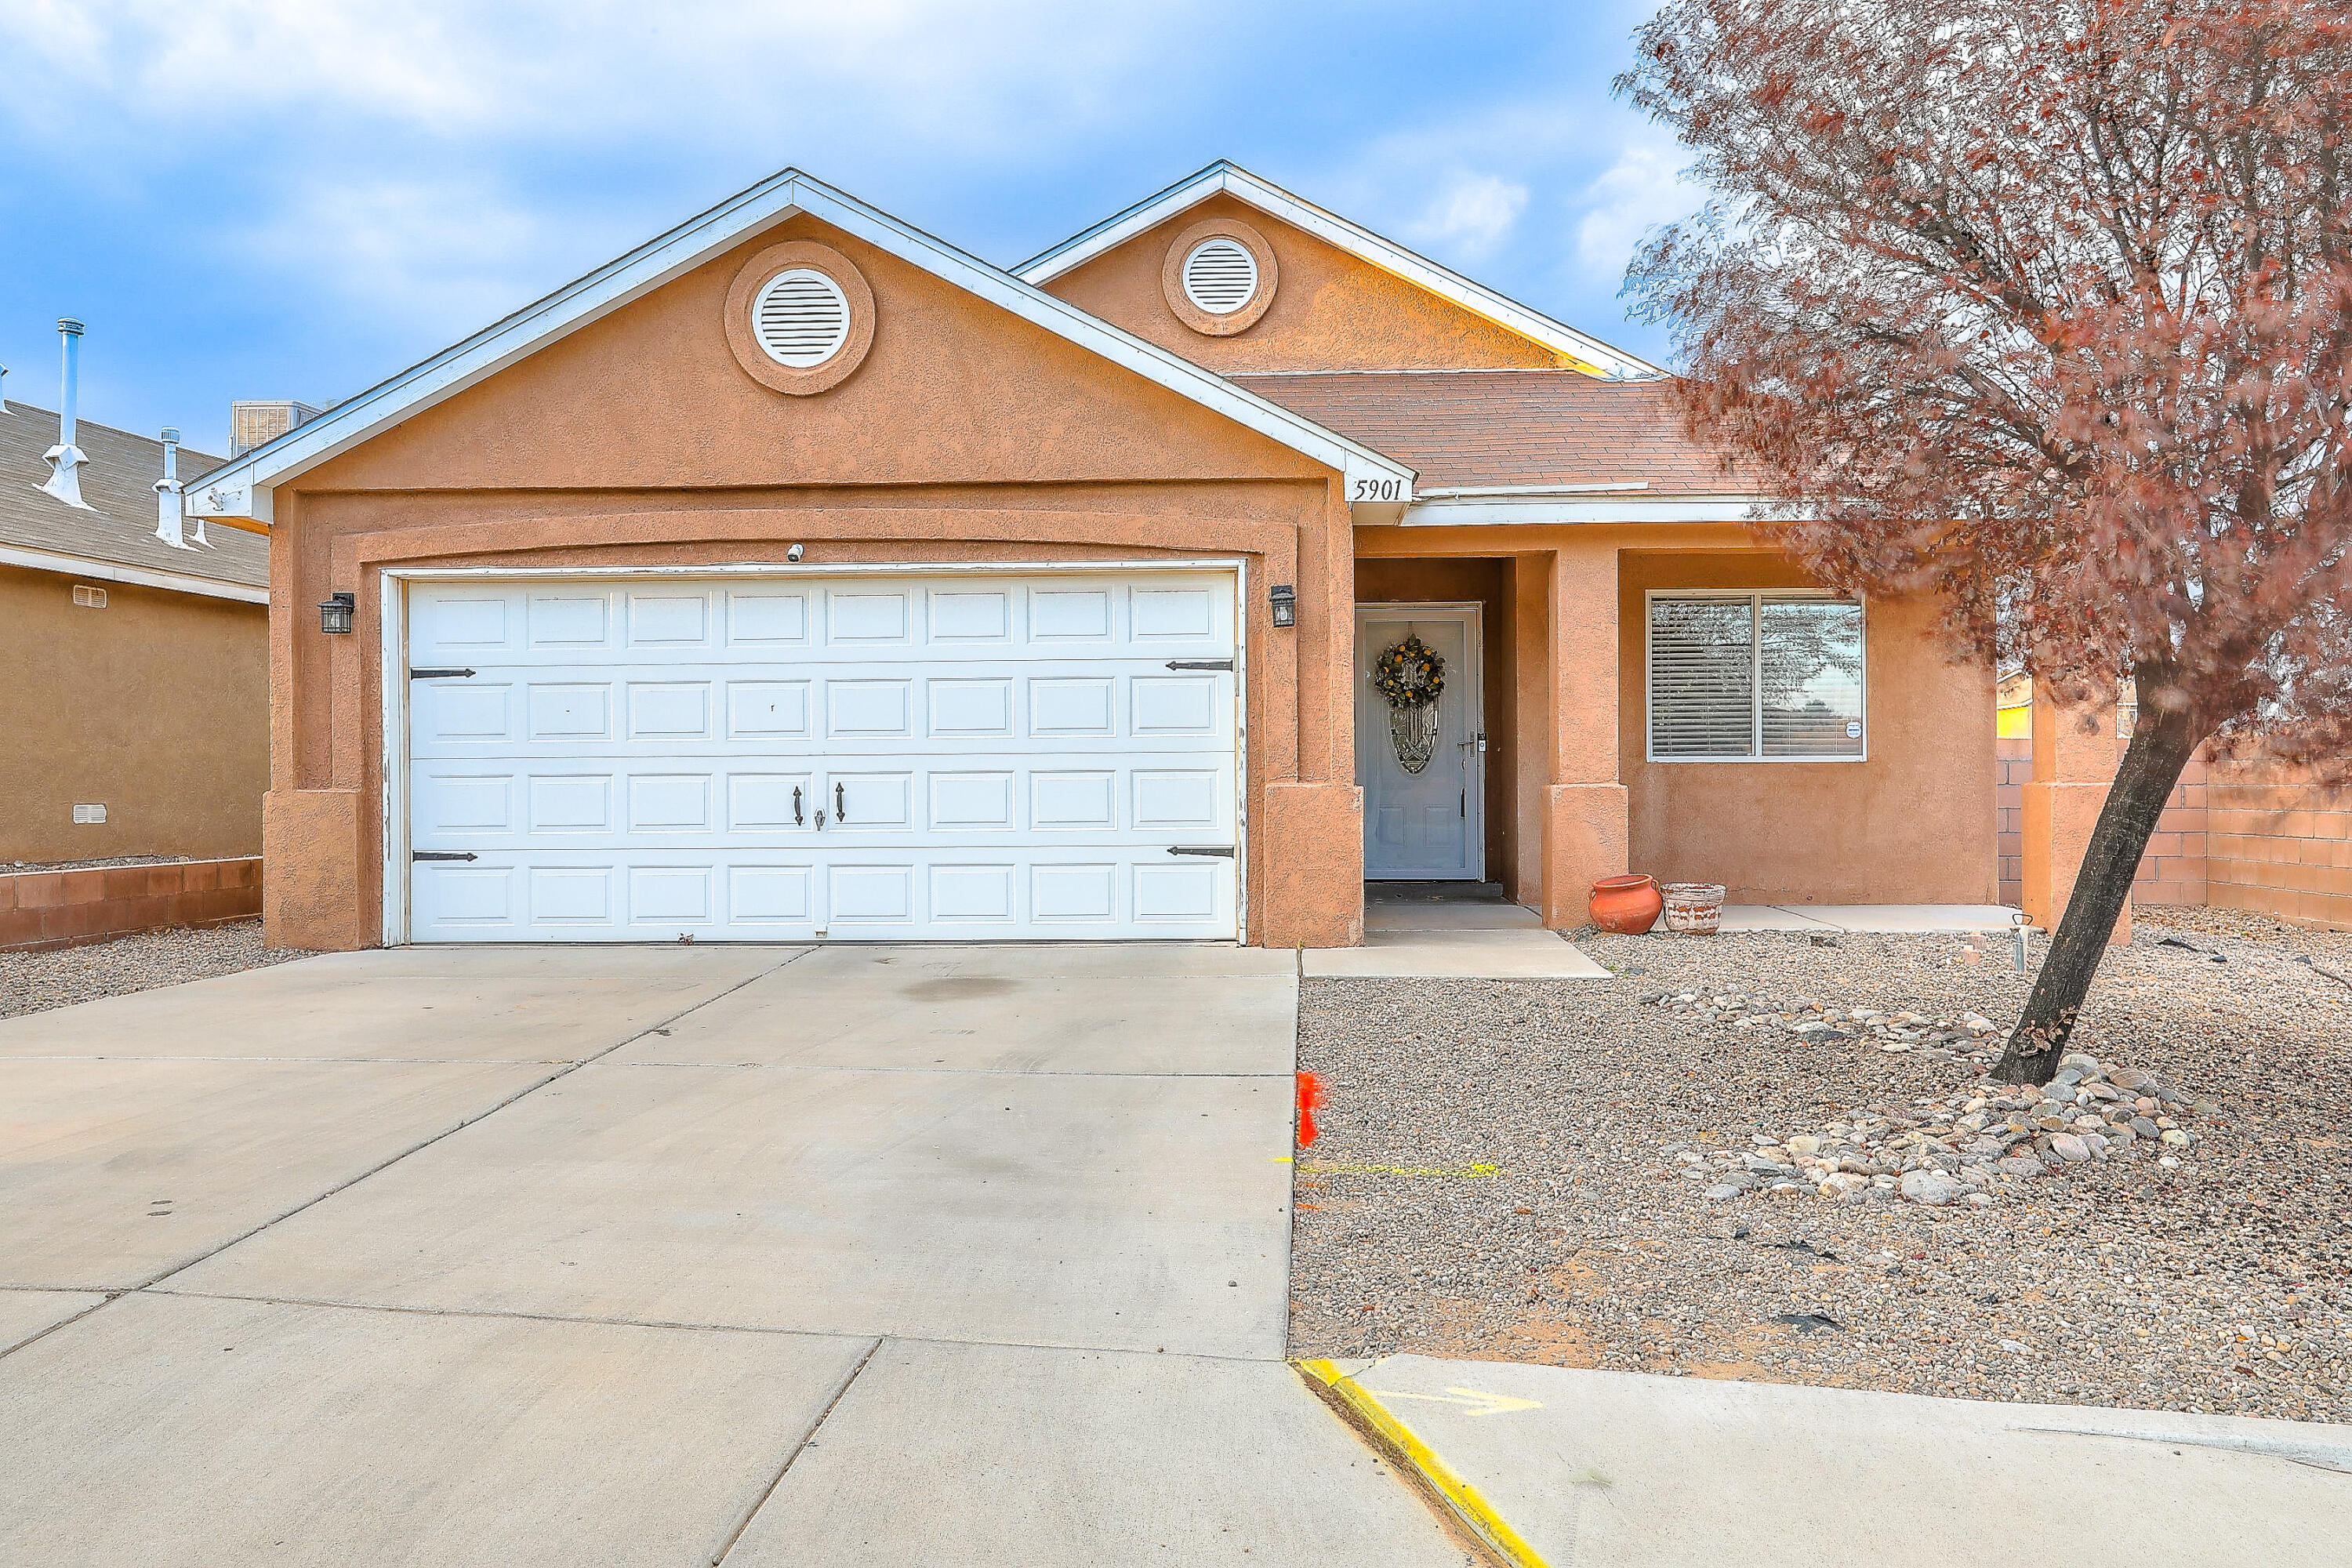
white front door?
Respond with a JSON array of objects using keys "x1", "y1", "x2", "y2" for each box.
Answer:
[
  {"x1": 1356, "y1": 604, "x2": 1483, "y2": 880},
  {"x1": 401, "y1": 570, "x2": 1241, "y2": 942}
]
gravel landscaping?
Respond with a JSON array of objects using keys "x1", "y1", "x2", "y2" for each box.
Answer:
[
  {"x1": 1289, "y1": 906, "x2": 2352, "y2": 1424},
  {"x1": 0, "y1": 920, "x2": 307, "y2": 1018}
]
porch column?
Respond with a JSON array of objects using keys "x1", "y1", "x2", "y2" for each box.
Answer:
[
  {"x1": 1540, "y1": 541, "x2": 1629, "y2": 927},
  {"x1": 2020, "y1": 686, "x2": 2131, "y2": 943}
]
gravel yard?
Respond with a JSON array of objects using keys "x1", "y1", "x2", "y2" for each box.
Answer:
[
  {"x1": 0, "y1": 920, "x2": 307, "y2": 1018},
  {"x1": 1290, "y1": 906, "x2": 2352, "y2": 1424}
]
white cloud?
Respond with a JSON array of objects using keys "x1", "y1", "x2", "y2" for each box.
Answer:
[
  {"x1": 1404, "y1": 172, "x2": 1529, "y2": 262},
  {"x1": 232, "y1": 175, "x2": 550, "y2": 335},
  {"x1": 1571, "y1": 133, "x2": 1693, "y2": 285}
]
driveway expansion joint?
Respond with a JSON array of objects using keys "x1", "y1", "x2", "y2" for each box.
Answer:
[
  {"x1": 712, "y1": 1337, "x2": 883, "y2": 1566},
  {"x1": 126, "y1": 947, "x2": 811, "y2": 1298}
]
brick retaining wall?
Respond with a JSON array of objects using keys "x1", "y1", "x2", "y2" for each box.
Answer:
[{"x1": 0, "y1": 858, "x2": 263, "y2": 952}]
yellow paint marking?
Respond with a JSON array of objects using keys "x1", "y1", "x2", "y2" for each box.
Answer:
[
  {"x1": 1297, "y1": 1160, "x2": 1504, "y2": 1179},
  {"x1": 1297, "y1": 1359, "x2": 1552, "y2": 1568},
  {"x1": 1363, "y1": 1385, "x2": 1542, "y2": 1418}
]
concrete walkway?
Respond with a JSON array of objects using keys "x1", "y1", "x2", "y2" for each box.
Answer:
[
  {"x1": 0, "y1": 946, "x2": 1468, "y2": 1566},
  {"x1": 1309, "y1": 1353, "x2": 2350, "y2": 1566},
  {"x1": 1308, "y1": 897, "x2": 1610, "y2": 979}
]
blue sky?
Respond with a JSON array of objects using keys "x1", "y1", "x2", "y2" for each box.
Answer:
[{"x1": 0, "y1": 1, "x2": 1696, "y2": 456}]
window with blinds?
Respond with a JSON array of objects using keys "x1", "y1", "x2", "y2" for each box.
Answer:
[{"x1": 1647, "y1": 593, "x2": 1865, "y2": 760}]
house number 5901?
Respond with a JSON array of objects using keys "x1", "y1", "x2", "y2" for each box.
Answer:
[{"x1": 1348, "y1": 477, "x2": 1406, "y2": 503}]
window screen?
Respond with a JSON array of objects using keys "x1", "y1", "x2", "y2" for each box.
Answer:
[{"x1": 1647, "y1": 593, "x2": 1865, "y2": 760}]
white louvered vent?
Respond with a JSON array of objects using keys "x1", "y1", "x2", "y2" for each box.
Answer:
[
  {"x1": 1181, "y1": 238, "x2": 1259, "y2": 315},
  {"x1": 753, "y1": 269, "x2": 851, "y2": 367}
]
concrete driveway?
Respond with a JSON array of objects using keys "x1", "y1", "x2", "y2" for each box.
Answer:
[{"x1": 0, "y1": 945, "x2": 1466, "y2": 1566}]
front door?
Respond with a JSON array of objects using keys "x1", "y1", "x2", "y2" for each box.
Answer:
[{"x1": 1355, "y1": 604, "x2": 1483, "y2": 880}]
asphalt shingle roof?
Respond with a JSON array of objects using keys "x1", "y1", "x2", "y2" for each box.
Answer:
[
  {"x1": 1229, "y1": 370, "x2": 1753, "y2": 495},
  {"x1": 0, "y1": 404, "x2": 266, "y2": 592}
]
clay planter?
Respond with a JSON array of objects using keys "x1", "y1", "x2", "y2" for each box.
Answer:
[{"x1": 1589, "y1": 874, "x2": 1663, "y2": 934}]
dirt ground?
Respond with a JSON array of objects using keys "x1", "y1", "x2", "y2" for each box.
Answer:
[{"x1": 1288, "y1": 906, "x2": 2352, "y2": 1424}]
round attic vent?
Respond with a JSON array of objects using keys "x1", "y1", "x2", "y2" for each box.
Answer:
[
  {"x1": 1181, "y1": 238, "x2": 1260, "y2": 315},
  {"x1": 752, "y1": 268, "x2": 851, "y2": 367}
]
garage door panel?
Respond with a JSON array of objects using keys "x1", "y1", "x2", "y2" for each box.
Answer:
[
  {"x1": 416, "y1": 759, "x2": 1235, "y2": 849},
  {"x1": 407, "y1": 573, "x2": 1238, "y2": 942}
]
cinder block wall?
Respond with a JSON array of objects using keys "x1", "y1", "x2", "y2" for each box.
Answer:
[
  {"x1": 1995, "y1": 738, "x2": 2030, "y2": 908},
  {"x1": 1994, "y1": 739, "x2": 2350, "y2": 928},
  {"x1": 2200, "y1": 753, "x2": 2352, "y2": 927}
]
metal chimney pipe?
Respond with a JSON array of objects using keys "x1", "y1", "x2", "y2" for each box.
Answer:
[
  {"x1": 56, "y1": 320, "x2": 82, "y2": 448},
  {"x1": 154, "y1": 426, "x2": 190, "y2": 549},
  {"x1": 38, "y1": 320, "x2": 92, "y2": 509}
]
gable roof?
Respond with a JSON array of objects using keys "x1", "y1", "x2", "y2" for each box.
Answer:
[
  {"x1": 183, "y1": 169, "x2": 1414, "y2": 523},
  {"x1": 0, "y1": 405, "x2": 267, "y2": 601},
  {"x1": 1015, "y1": 162, "x2": 1664, "y2": 382},
  {"x1": 1232, "y1": 371, "x2": 1751, "y2": 495}
]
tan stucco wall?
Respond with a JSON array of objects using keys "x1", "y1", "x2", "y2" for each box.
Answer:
[
  {"x1": 1356, "y1": 528, "x2": 1997, "y2": 918},
  {"x1": 0, "y1": 564, "x2": 267, "y2": 864},
  {"x1": 1041, "y1": 193, "x2": 1565, "y2": 373},
  {"x1": 263, "y1": 211, "x2": 1363, "y2": 950},
  {"x1": 1617, "y1": 551, "x2": 1997, "y2": 906}
]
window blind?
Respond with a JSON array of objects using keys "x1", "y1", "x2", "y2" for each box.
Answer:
[
  {"x1": 1648, "y1": 593, "x2": 1865, "y2": 760},
  {"x1": 1648, "y1": 597, "x2": 1756, "y2": 757}
]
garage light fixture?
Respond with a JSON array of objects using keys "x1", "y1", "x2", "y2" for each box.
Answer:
[
  {"x1": 1269, "y1": 583, "x2": 1296, "y2": 628},
  {"x1": 319, "y1": 591, "x2": 356, "y2": 634}
]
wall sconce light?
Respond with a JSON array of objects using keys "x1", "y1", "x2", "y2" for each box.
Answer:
[
  {"x1": 1269, "y1": 583, "x2": 1296, "y2": 628},
  {"x1": 319, "y1": 591, "x2": 356, "y2": 635}
]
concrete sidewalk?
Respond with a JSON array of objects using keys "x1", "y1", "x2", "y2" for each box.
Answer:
[
  {"x1": 0, "y1": 945, "x2": 1469, "y2": 1566},
  {"x1": 1308, "y1": 1353, "x2": 2351, "y2": 1566}
]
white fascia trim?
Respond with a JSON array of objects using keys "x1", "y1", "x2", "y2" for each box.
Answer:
[
  {"x1": 1396, "y1": 493, "x2": 1786, "y2": 528},
  {"x1": 186, "y1": 170, "x2": 1412, "y2": 521},
  {"x1": 0, "y1": 541, "x2": 268, "y2": 602},
  {"x1": 1016, "y1": 162, "x2": 1666, "y2": 382}
]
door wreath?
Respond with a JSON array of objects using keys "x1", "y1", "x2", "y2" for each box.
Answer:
[{"x1": 1372, "y1": 633, "x2": 1446, "y2": 774}]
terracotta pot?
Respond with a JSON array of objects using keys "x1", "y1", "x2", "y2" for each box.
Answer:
[{"x1": 1589, "y1": 873, "x2": 1663, "y2": 935}]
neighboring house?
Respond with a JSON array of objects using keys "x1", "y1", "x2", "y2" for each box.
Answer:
[
  {"x1": 184, "y1": 162, "x2": 1994, "y2": 951},
  {"x1": 0, "y1": 392, "x2": 270, "y2": 866}
]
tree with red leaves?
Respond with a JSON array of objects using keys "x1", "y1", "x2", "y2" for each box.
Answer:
[{"x1": 1621, "y1": 0, "x2": 2352, "y2": 1083}]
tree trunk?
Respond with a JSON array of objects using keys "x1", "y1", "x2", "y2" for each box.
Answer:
[{"x1": 1991, "y1": 699, "x2": 2205, "y2": 1085}]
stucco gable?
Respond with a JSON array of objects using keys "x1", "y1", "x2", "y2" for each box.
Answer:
[
  {"x1": 1019, "y1": 162, "x2": 1659, "y2": 379},
  {"x1": 186, "y1": 169, "x2": 1410, "y2": 521},
  {"x1": 296, "y1": 212, "x2": 1342, "y2": 495}
]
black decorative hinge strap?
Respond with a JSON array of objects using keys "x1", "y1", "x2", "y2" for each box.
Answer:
[
  {"x1": 1166, "y1": 846, "x2": 1236, "y2": 858},
  {"x1": 1164, "y1": 659, "x2": 1233, "y2": 670},
  {"x1": 408, "y1": 667, "x2": 476, "y2": 679},
  {"x1": 412, "y1": 851, "x2": 479, "y2": 862}
]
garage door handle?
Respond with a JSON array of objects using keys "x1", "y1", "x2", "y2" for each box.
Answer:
[
  {"x1": 835, "y1": 782, "x2": 847, "y2": 822},
  {"x1": 408, "y1": 667, "x2": 475, "y2": 680},
  {"x1": 412, "y1": 851, "x2": 478, "y2": 862},
  {"x1": 793, "y1": 786, "x2": 804, "y2": 826},
  {"x1": 1167, "y1": 846, "x2": 1235, "y2": 858},
  {"x1": 1164, "y1": 659, "x2": 1233, "y2": 671}
]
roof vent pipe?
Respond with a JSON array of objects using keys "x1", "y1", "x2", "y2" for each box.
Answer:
[
  {"x1": 154, "y1": 426, "x2": 191, "y2": 549},
  {"x1": 38, "y1": 319, "x2": 92, "y2": 510},
  {"x1": 0, "y1": 365, "x2": 10, "y2": 415}
]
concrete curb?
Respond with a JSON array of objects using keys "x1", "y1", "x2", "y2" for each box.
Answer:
[{"x1": 1294, "y1": 1359, "x2": 1549, "y2": 1568}]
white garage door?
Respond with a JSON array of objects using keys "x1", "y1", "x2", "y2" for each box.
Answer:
[{"x1": 402, "y1": 571, "x2": 1241, "y2": 942}]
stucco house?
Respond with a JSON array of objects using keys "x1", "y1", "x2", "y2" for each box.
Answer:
[
  {"x1": 0, "y1": 360, "x2": 270, "y2": 873},
  {"x1": 183, "y1": 162, "x2": 1994, "y2": 950}
]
